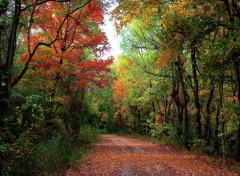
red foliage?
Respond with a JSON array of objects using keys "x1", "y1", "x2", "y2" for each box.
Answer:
[
  {"x1": 17, "y1": 0, "x2": 113, "y2": 92},
  {"x1": 156, "y1": 115, "x2": 162, "y2": 123}
]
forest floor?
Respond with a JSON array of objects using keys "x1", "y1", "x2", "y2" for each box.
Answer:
[{"x1": 66, "y1": 135, "x2": 239, "y2": 176}]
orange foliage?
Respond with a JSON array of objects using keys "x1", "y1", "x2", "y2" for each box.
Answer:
[
  {"x1": 199, "y1": 90, "x2": 210, "y2": 96},
  {"x1": 101, "y1": 113, "x2": 109, "y2": 121},
  {"x1": 112, "y1": 79, "x2": 129, "y2": 107},
  {"x1": 155, "y1": 115, "x2": 162, "y2": 123},
  {"x1": 156, "y1": 50, "x2": 170, "y2": 68}
]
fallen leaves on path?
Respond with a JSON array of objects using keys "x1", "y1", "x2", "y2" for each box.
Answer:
[{"x1": 66, "y1": 135, "x2": 239, "y2": 176}]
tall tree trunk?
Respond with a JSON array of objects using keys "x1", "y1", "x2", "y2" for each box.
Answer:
[
  {"x1": 172, "y1": 60, "x2": 183, "y2": 137},
  {"x1": 218, "y1": 76, "x2": 225, "y2": 160},
  {"x1": 215, "y1": 76, "x2": 224, "y2": 155},
  {"x1": 191, "y1": 44, "x2": 201, "y2": 137},
  {"x1": 221, "y1": 113, "x2": 225, "y2": 161},
  {"x1": 234, "y1": 60, "x2": 240, "y2": 161},
  {"x1": 178, "y1": 57, "x2": 190, "y2": 149},
  {"x1": 167, "y1": 98, "x2": 172, "y2": 120},
  {"x1": 78, "y1": 89, "x2": 85, "y2": 129},
  {"x1": 0, "y1": 0, "x2": 21, "y2": 116},
  {"x1": 137, "y1": 108, "x2": 141, "y2": 134},
  {"x1": 181, "y1": 75, "x2": 190, "y2": 149},
  {"x1": 172, "y1": 77, "x2": 183, "y2": 137},
  {"x1": 163, "y1": 96, "x2": 168, "y2": 124},
  {"x1": 215, "y1": 101, "x2": 220, "y2": 155},
  {"x1": 205, "y1": 79, "x2": 215, "y2": 146}
]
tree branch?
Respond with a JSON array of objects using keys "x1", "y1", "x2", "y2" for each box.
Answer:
[{"x1": 12, "y1": 0, "x2": 92, "y2": 88}]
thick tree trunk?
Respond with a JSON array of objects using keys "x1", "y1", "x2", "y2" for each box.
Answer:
[
  {"x1": 177, "y1": 57, "x2": 190, "y2": 149},
  {"x1": 0, "y1": 0, "x2": 21, "y2": 116},
  {"x1": 181, "y1": 77, "x2": 190, "y2": 148},
  {"x1": 172, "y1": 60, "x2": 183, "y2": 137},
  {"x1": 0, "y1": 84, "x2": 10, "y2": 116},
  {"x1": 205, "y1": 79, "x2": 215, "y2": 146},
  {"x1": 172, "y1": 80, "x2": 183, "y2": 136},
  {"x1": 191, "y1": 45, "x2": 201, "y2": 137},
  {"x1": 215, "y1": 76, "x2": 224, "y2": 155}
]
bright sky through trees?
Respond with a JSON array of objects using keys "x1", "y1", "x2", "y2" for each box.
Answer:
[{"x1": 102, "y1": 4, "x2": 122, "y2": 60}]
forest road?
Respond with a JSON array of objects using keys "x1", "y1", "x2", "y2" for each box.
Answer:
[{"x1": 66, "y1": 135, "x2": 238, "y2": 176}]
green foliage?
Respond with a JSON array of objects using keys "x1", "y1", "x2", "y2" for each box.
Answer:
[
  {"x1": 100, "y1": 117, "x2": 115, "y2": 133},
  {"x1": 0, "y1": 87, "x2": 106, "y2": 175},
  {"x1": 147, "y1": 118, "x2": 163, "y2": 139},
  {"x1": 210, "y1": 158, "x2": 216, "y2": 166},
  {"x1": 78, "y1": 125, "x2": 98, "y2": 144},
  {"x1": 0, "y1": 126, "x2": 99, "y2": 176},
  {"x1": 225, "y1": 102, "x2": 240, "y2": 116},
  {"x1": 163, "y1": 124, "x2": 185, "y2": 145}
]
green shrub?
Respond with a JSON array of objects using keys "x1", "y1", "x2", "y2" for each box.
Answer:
[{"x1": 0, "y1": 127, "x2": 98, "y2": 176}]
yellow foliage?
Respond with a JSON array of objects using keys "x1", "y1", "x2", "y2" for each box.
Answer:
[{"x1": 1, "y1": 82, "x2": 6, "y2": 86}]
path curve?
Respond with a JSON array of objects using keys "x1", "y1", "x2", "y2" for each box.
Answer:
[{"x1": 67, "y1": 135, "x2": 238, "y2": 176}]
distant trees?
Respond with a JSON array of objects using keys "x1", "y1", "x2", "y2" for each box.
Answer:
[{"x1": 111, "y1": 0, "x2": 240, "y2": 161}]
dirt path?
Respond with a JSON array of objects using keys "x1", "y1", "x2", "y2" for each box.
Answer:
[{"x1": 66, "y1": 135, "x2": 238, "y2": 176}]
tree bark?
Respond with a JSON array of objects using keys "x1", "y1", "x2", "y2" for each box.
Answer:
[
  {"x1": 205, "y1": 79, "x2": 215, "y2": 146},
  {"x1": 177, "y1": 57, "x2": 190, "y2": 149},
  {"x1": 191, "y1": 44, "x2": 201, "y2": 137},
  {"x1": 172, "y1": 60, "x2": 183, "y2": 137},
  {"x1": 218, "y1": 76, "x2": 225, "y2": 160},
  {"x1": 0, "y1": 0, "x2": 21, "y2": 116},
  {"x1": 234, "y1": 60, "x2": 240, "y2": 161}
]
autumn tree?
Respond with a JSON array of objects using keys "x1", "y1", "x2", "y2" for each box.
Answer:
[{"x1": 0, "y1": 0, "x2": 94, "y2": 117}]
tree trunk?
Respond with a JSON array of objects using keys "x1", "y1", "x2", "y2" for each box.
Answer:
[
  {"x1": 191, "y1": 44, "x2": 201, "y2": 137},
  {"x1": 0, "y1": 0, "x2": 21, "y2": 116},
  {"x1": 172, "y1": 60, "x2": 183, "y2": 137},
  {"x1": 172, "y1": 80, "x2": 183, "y2": 136},
  {"x1": 205, "y1": 79, "x2": 215, "y2": 146},
  {"x1": 215, "y1": 101, "x2": 220, "y2": 155},
  {"x1": 78, "y1": 89, "x2": 85, "y2": 129},
  {"x1": 218, "y1": 76, "x2": 225, "y2": 160},
  {"x1": 234, "y1": 60, "x2": 240, "y2": 161},
  {"x1": 177, "y1": 57, "x2": 190, "y2": 149},
  {"x1": 215, "y1": 76, "x2": 224, "y2": 155},
  {"x1": 163, "y1": 96, "x2": 168, "y2": 124}
]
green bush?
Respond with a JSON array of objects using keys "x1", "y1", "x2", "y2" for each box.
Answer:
[
  {"x1": 0, "y1": 124, "x2": 101, "y2": 176},
  {"x1": 1, "y1": 132, "x2": 90, "y2": 176}
]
